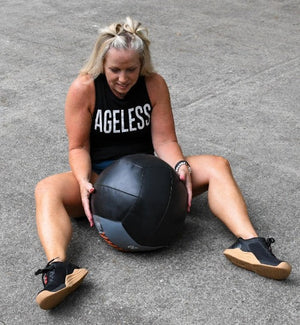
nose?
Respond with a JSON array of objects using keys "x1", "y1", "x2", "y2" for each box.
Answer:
[{"x1": 118, "y1": 71, "x2": 128, "y2": 83}]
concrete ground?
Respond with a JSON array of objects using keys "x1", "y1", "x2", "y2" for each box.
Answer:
[{"x1": 0, "y1": 0, "x2": 299, "y2": 324}]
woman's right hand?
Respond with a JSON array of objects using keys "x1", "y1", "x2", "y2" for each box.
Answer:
[
  {"x1": 65, "y1": 74, "x2": 96, "y2": 227},
  {"x1": 79, "y1": 180, "x2": 95, "y2": 227}
]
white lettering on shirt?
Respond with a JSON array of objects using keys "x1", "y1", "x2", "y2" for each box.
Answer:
[
  {"x1": 113, "y1": 110, "x2": 120, "y2": 133},
  {"x1": 94, "y1": 110, "x2": 103, "y2": 132},
  {"x1": 103, "y1": 110, "x2": 112, "y2": 133},
  {"x1": 94, "y1": 104, "x2": 152, "y2": 134}
]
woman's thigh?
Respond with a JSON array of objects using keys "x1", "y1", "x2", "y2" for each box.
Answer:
[{"x1": 37, "y1": 171, "x2": 99, "y2": 218}]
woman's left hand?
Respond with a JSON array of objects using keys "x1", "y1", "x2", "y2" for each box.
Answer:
[{"x1": 177, "y1": 168, "x2": 192, "y2": 212}]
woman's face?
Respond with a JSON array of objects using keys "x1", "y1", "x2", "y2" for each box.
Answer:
[{"x1": 104, "y1": 47, "x2": 141, "y2": 99}]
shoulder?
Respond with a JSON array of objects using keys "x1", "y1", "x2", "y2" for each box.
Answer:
[
  {"x1": 145, "y1": 73, "x2": 168, "y2": 90},
  {"x1": 68, "y1": 73, "x2": 95, "y2": 96},
  {"x1": 66, "y1": 74, "x2": 95, "y2": 111},
  {"x1": 145, "y1": 73, "x2": 170, "y2": 106}
]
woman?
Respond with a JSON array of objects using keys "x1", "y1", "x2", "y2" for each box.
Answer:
[{"x1": 34, "y1": 17, "x2": 291, "y2": 310}]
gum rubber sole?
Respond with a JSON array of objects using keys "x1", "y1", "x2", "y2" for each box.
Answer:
[
  {"x1": 224, "y1": 248, "x2": 291, "y2": 280},
  {"x1": 36, "y1": 268, "x2": 88, "y2": 310}
]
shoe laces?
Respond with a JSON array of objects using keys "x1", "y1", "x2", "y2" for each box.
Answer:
[
  {"x1": 266, "y1": 237, "x2": 275, "y2": 252},
  {"x1": 34, "y1": 258, "x2": 59, "y2": 286}
]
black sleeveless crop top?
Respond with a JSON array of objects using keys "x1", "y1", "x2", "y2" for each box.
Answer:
[{"x1": 90, "y1": 74, "x2": 154, "y2": 163}]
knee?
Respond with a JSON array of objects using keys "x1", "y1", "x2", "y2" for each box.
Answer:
[
  {"x1": 210, "y1": 155, "x2": 232, "y2": 176},
  {"x1": 35, "y1": 176, "x2": 56, "y2": 200},
  {"x1": 215, "y1": 155, "x2": 231, "y2": 168}
]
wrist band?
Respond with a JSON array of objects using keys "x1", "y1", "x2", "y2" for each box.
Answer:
[{"x1": 174, "y1": 160, "x2": 192, "y2": 174}]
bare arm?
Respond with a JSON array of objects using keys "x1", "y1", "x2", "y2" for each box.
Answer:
[
  {"x1": 146, "y1": 73, "x2": 192, "y2": 210},
  {"x1": 65, "y1": 74, "x2": 95, "y2": 225}
]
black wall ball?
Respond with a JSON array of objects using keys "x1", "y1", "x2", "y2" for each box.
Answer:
[{"x1": 91, "y1": 154, "x2": 188, "y2": 251}]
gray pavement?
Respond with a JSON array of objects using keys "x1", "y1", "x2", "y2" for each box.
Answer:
[{"x1": 1, "y1": 0, "x2": 299, "y2": 324}]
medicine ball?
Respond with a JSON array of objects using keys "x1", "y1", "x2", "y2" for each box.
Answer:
[{"x1": 91, "y1": 154, "x2": 188, "y2": 252}]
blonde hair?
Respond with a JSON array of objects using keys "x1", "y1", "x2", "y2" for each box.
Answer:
[{"x1": 80, "y1": 17, "x2": 154, "y2": 78}]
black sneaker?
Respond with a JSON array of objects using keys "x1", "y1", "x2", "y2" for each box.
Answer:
[
  {"x1": 223, "y1": 237, "x2": 291, "y2": 280},
  {"x1": 35, "y1": 258, "x2": 88, "y2": 310}
]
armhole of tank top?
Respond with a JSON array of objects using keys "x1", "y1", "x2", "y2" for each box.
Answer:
[
  {"x1": 143, "y1": 76, "x2": 154, "y2": 109},
  {"x1": 92, "y1": 75, "x2": 103, "y2": 118}
]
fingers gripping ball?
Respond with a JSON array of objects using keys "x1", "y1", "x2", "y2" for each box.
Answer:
[{"x1": 91, "y1": 154, "x2": 188, "y2": 252}]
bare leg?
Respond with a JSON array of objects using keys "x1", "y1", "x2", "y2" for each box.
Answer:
[
  {"x1": 186, "y1": 155, "x2": 293, "y2": 280},
  {"x1": 34, "y1": 171, "x2": 100, "y2": 309},
  {"x1": 35, "y1": 171, "x2": 97, "y2": 262},
  {"x1": 187, "y1": 155, "x2": 257, "y2": 239}
]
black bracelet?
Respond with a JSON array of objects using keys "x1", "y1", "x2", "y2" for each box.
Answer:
[{"x1": 174, "y1": 160, "x2": 192, "y2": 174}]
